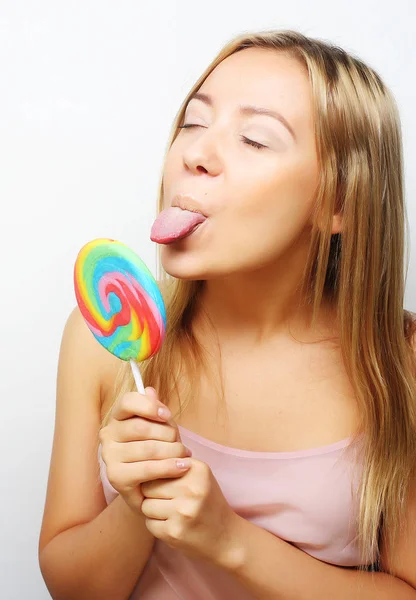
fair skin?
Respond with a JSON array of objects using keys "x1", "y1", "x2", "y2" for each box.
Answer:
[
  {"x1": 138, "y1": 47, "x2": 416, "y2": 597},
  {"x1": 39, "y1": 47, "x2": 416, "y2": 598},
  {"x1": 158, "y1": 47, "x2": 358, "y2": 453}
]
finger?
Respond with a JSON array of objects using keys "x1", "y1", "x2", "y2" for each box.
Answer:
[
  {"x1": 141, "y1": 498, "x2": 171, "y2": 520},
  {"x1": 142, "y1": 478, "x2": 181, "y2": 499},
  {"x1": 116, "y1": 439, "x2": 192, "y2": 463},
  {"x1": 110, "y1": 457, "x2": 192, "y2": 488},
  {"x1": 144, "y1": 518, "x2": 167, "y2": 540},
  {"x1": 146, "y1": 387, "x2": 182, "y2": 440},
  {"x1": 115, "y1": 417, "x2": 178, "y2": 443},
  {"x1": 112, "y1": 389, "x2": 171, "y2": 423}
]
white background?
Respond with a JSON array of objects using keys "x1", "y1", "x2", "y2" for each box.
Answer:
[{"x1": 1, "y1": 1, "x2": 415, "y2": 598}]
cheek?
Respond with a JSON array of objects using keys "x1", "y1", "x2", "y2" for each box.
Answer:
[
  {"x1": 233, "y1": 153, "x2": 319, "y2": 232},
  {"x1": 208, "y1": 157, "x2": 319, "y2": 267},
  {"x1": 278, "y1": 154, "x2": 320, "y2": 221}
]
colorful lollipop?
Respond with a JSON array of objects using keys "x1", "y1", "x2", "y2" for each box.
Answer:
[{"x1": 74, "y1": 238, "x2": 166, "y2": 393}]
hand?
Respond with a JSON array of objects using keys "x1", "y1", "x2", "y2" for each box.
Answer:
[
  {"x1": 98, "y1": 387, "x2": 192, "y2": 514},
  {"x1": 141, "y1": 458, "x2": 239, "y2": 566}
]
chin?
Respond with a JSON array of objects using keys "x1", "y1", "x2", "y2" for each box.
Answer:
[
  {"x1": 160, "y1": 251, "x2": 205, "y2": 280},
  {"x1": 160, "y1": 248, "x2": 221, "y2": 281}
]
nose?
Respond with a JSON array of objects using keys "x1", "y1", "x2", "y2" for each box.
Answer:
[{"x1": 181, "y1": 126, "x2": 223, "y2": 177}]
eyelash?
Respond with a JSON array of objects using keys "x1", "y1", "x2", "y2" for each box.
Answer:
[{"x1": 177, "y1": 124, "x2": 266, "y2": 150}]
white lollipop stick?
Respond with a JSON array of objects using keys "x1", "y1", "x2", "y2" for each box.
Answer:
[{"x1": 129, "y1": 359, "x2": 145, "y2": 394}]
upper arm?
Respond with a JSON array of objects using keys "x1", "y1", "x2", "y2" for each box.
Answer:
[
  {"x1": 38, "y1": 306, "x2": 122, "y2": 555},
  {"x1": 379, "y1": 478, "x2": 416, "y2": 589}
]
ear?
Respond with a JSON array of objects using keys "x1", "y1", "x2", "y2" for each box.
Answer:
[{"x1": 331, "y1": 212, "x2": 343, "y2": 235}]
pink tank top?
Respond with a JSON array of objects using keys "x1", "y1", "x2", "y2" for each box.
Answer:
[{"x1": 98, "y1": 425, "x2": 375, "y2": 599}]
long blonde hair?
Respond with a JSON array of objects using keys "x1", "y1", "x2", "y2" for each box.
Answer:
[{"x1": 101, "y1": 30, "x2": 416, "y2": 572}]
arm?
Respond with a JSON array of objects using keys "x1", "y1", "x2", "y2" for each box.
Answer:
[
  {"x1": 39, "y1": 494, "x2": 155, "y2": 600},
  {"x1": 38, "y1": 307, "x2": 155, "y2": 600},
  {"x1": 217, "y1": 486, "x2": 416, "y2": 600}
]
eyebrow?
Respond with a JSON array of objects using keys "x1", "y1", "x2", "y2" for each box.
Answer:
[{"x1": 187, "y1": 92, "x2": 296, "y2": 141}]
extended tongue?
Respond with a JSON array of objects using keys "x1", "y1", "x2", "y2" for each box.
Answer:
[{"x1": 150, "y1": 207, "x2": 207, "y2": 244}]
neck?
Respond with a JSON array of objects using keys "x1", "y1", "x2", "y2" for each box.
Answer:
[{"x1": 193, "y1": 268, "x2": 338, "y2": 347}]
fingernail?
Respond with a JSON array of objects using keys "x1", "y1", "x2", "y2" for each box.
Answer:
[
  {"x1": 157, "y1": 406, "x2": 171, "y2": 419},
  {"x1": 185, "y1": 446, "x2": 193, "y2": 457},
  {"x1": 176, "y1": 458, "x2": 192, "y2": 469}
]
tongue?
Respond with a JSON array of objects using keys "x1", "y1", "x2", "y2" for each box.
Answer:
[{"x1": 150, "y1": 207, "x2": 207, "y2": 244}]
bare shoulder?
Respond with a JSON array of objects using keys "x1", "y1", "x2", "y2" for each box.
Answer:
[
  {"x1": 65, "y1": 308, "x2": 123, "y2": 411},
  {"x1": 38, "y1": 306, "x2": 122, "y2": 555}
]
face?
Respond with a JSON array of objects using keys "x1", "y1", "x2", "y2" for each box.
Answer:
[{"x1": 160, "y1": 48, "x2": 321, "y2": 280}]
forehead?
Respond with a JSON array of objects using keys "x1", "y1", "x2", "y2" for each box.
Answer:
[{"x1": 191, "y1": 48, "x2": 313, "y2": 137}]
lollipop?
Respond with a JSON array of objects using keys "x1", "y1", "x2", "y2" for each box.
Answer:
[{"x1": 73, "y1": 238, "x2": 166, "y2": 393}]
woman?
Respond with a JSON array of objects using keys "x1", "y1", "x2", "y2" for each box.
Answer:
[{"x1": 39, "y1": 30, "x2": 416, "y2": 599}]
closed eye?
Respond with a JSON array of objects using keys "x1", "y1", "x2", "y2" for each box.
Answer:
[{"x1": 177, "y1": 124, "x2": 267, "y2": 151}]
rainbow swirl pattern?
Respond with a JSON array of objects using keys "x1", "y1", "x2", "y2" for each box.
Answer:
[{"x1": 74, "y1": 238, "x2": 166, "y2": 361}]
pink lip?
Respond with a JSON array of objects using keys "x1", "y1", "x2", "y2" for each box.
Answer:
[{"x1": 171, "y1": 193, "x2": 209, "y2": 217}]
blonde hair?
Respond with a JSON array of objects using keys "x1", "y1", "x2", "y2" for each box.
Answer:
[{"x1": 101, "y1": 30, "x2": 416, "y2": 573}]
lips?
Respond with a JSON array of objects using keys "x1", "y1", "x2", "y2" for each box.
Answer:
[
  {"x1": 150, "y1": 206, "x2": 207, "y2": 244},
  {"x1": 171, "y1": 194, "x2": 208, "y2": 217}
]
